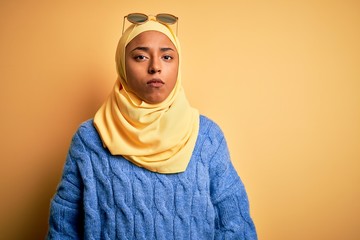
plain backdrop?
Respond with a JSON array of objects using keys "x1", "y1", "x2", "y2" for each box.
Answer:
[{"x1": 1, "y1": 0, "x2": 359, "y2": 239}]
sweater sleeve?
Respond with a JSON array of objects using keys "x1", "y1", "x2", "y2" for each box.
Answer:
[
  {"x1": 205, "y1": 123, "x2": 257, "y2": 240},
  {"x1": 47, "y1": 133, "x2": 84, "y2": 240}
]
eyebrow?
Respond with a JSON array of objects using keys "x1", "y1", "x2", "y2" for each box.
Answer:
[{"x1": 130, "y1": 46, "x2": 175, "y2": 52}]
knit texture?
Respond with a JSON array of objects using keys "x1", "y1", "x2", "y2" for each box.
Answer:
[{"x1": 47, "y1": 115, "x2": 257, "y2": 239}]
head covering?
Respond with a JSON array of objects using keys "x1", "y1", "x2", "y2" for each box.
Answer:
[{"x1": 93, "y1": 19, "x2": 199, "y2": 174}]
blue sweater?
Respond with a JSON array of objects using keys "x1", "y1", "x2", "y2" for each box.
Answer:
[{"x1": 47, "y1": 115, "x2": 257, "y2": 239}]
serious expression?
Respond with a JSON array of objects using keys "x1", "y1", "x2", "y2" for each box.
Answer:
[{"x1": 125, "y1": 30, "x2": 179, "y2": 104}]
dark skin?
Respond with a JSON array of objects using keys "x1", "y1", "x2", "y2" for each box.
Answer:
[{"x1": 125, "y1": 31, "x2": 179, "y2": 104}]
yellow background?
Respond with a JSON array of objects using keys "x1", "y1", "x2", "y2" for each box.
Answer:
[{"x1": 1, "y1": 0, "x2": 359, "y2": 239}]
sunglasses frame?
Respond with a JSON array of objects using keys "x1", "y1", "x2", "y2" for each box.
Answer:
[{"x1": 122, "y1": 13, "x2": 178, "y2": 35}]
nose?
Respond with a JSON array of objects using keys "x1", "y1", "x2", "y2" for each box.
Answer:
[{"x1": 148, "y1": 59, "x2": 161, "y2": 74}]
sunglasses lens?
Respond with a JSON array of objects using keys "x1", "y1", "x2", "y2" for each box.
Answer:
[
  {"x1": 127, "y1": 13, "x2": 148, "y2": 24},
  {"x1": 156, "y1": 14, "x2": 178, "y2": 24}
]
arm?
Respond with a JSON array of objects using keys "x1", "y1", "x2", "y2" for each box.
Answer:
[
  {"x1": 206, "y1": 124, "x2": 257, "y2": 240},
  {"x1": 47, "y1": 134, "x2": 84, "y2": 240}
]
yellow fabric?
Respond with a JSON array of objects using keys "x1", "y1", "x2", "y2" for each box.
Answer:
[{"x1": 93, "y1": 20, "x2": 199, "y2": 173}]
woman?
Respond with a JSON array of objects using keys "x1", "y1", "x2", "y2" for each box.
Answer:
[{"x1": 47, "y1": 13, "x2": 257, "y2": 239}]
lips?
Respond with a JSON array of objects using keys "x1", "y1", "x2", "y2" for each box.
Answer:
[{"x1": 147, "y1": 78, "x2": 164, "y2": 88}]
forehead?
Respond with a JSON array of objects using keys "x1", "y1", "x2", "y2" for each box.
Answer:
[{"x1": 126, "y1": 30, "x2": 176, "y2": 49}]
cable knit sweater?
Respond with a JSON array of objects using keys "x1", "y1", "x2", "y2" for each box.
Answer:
[{"x1": 47, "y1": 115, "x2": 257, "y2": 239}]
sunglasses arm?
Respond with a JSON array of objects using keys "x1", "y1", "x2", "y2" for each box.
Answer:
[{"x1": 122, "y1": 16, "x2": 126, "y2": 34}]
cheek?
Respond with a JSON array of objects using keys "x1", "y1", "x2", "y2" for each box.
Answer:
[
  {"x1": 172, "y1": 64, "x2": 179, "y2": 81},
  {"x1": 167, "y1": 66, "x2": 179, "y2": 91},
  {"x1": 124, "y1": 67, "x2": 140, "y2": 92},
  {"x1": 125, "y1": 61, "x2": 141, "y2": 83},
  {"x1": 125, "y1": 56, "x2": 139, "y2": 74},
  {"x1": 168, "y1": 60, "x2": 179, "y2": 78}
]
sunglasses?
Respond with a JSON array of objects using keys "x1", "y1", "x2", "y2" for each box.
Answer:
[{"x1": 122, "y1": 13, "x2": 179, "y2": 35}]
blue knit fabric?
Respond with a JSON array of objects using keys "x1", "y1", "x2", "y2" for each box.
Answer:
[{"x1": 47, "y1": 115, "x2": 257, "y2": 239}]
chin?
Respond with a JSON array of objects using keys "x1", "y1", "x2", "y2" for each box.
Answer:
[
  {"x1": 142, "y1": 92, "x2": 169, "y2": 104},
  {"x1": 145, "y1": 96, "x2": 166, "y2": 104}
]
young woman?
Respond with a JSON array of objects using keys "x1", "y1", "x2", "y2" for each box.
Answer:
[{"x1": 47, "y1": 13, "x2": 257, "y2": 239}]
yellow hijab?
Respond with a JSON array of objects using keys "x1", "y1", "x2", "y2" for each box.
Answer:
[{"x1": 93, "y1": 20, "x2": 199, "y2": 173}]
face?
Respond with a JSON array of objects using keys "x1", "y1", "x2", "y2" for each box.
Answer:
[{"x1": 125, "y1": 30, "x2": 179, "y2": 104}]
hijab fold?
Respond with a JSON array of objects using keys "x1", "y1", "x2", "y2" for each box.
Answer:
[{"x1": 93, "y1": 20, "x2": 199, "y2": 173}]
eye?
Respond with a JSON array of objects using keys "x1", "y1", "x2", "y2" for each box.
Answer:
[
  {"x1": 162, "y1": 55, "x2": 173, "y2": 61},
  {"x1": 134, "y1": 55, "x2": 148, "y2": 61}
]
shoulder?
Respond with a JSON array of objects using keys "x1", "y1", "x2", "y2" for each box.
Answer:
[
  {"x1": 196, "y1": 115, "x2": 228, "y2": 161},
  {"x1": 76, "y1": 119, "x2": 99, "y2": 140},
  {"x1": 68, "y1": 119, "x2": 103, "y2": 156},
  {"x1": 198, "y1": 115, "x2": 225, "y2": 143}
]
